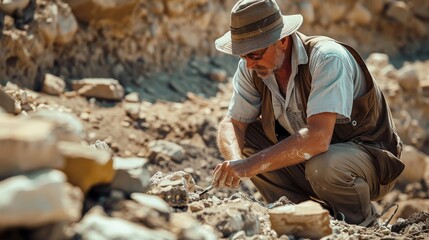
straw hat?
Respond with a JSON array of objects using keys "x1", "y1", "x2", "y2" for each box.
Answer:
[{"x1": 215, "y1": 0, "x2": 303, "y2": 55}]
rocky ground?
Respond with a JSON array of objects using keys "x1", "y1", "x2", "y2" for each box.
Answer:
[
  {"x1": 1, "y1": 52, "x2": 429, "y2": 239},
  {"x1": 1, "y1": 0, "x2": 429, "y2": 239}
]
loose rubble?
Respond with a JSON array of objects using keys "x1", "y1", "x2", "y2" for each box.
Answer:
[{"x1": 0, "y1": 0, "x2": 429, "y2": 239}]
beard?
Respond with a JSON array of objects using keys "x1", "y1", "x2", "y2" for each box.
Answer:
[{"x1": 254, "y1": 45, "x2": 285, "y2": 79}]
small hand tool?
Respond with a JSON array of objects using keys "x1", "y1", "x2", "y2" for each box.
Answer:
[{"x1": 198, "y1": 185, "x2": 214, "y2": 196}]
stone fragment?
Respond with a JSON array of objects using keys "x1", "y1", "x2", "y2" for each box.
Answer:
[
  {"x1": 188, "y1": 201, "x2": 205, "y2": 212},
  {"x1": 397, "y1": 145, "x2": 428, "y2": 183},
  {"x1": 299, "y1": 0, "x2": 315, "y2": 23},
  {"x1": 170, "y1": 212, "x2": 218, "y2": 240},
  {"x1": 112, "y1": 157, "x2": 151, "y2": 194},
  {"x1": 397, "y1": 65, "x2": 420, "y2": 91},
  {"x1": 148, "y1": 140, "x2": 186, "y2": 163},
  {"x1": 131, "y1": 193, "x2": 172, "y2": 214},
  {"x1": 75, "y1": 206, "x2": 175, "y2": 240},
  {"x1": 42, "y1": 73, "x2": 66, "y2": 95},
  {"x1": 0, "y1": 88, "x2": 16, "y2": 114},
  {"x1": 72, "y1": 78, "x2": 124, "y2": 100},
  {"x1": 382, "y1": 200, "x2": 429, "y2": 224},
  {"x1": 386, "y1": 1, "x2": 411, "y2": 24},
  {"x1": 0, "y1": 169, "x2": 82, "y2": 228},
  {"x1": 194, "y1": 201, "x2": 260, "y2": 237},
  {"x1": 0, "y1": 0, "x2": 29, "y2": 15},
  {"x1": 123, "y1": 102, "x2": 141, "y2": 120},
  {"x1": 125, "y1": 92, "x2": 140, "y2": 102},
  {"x1": 37, "y1": 3, "x2": 59, "y2": 47},
  {"x1": 58, "y1": 141, "x2": 114, "y2": 194},
  {"x1": 28, "y1": 109, "x2": 84, "y2": 142},
  {"x1": 64, "y1": 0, "x2": 140, "y2": 23},
  {"x1": 109, "y1": 198, "x2": 169, "y2": 230},
  {"x1": 269, "y1": 200, "x2": 332, "y2": 239},
  {"x1": 0, "y1": 115, "x2": 63, "y2": 178},
  {"x1": 347, "y1": 2, "x2": 372, "y2": 26},
  {"x1": 147, "y1": 171, "x2": 196, "y2": 207},
  {"x1": 55, "y1": 5, "x2": 78, "y2": 45},
  {"x1": 208, "y1": 69, "x2": 227, "y2": 82},
  {"x1": 366, "y1": 53, "x2": 390, "y2": 69}
]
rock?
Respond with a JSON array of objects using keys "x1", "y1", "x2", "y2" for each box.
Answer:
[
  {"x1": 269, "y1": 200, "x2": 332, "y2": 239},
  {"x1": 123, "y1": 102, "x2": 141, "y2": 120},
  {"x1": 147, "y1": 171, "x2": 196, "y2": 207},
  {"x1": 347, "y1": 2, "x2": 372, "y2": 26},
  {"x1": 58, "y1": 141, "x2": 114, "y2": 194},
  {"x1": 148, "y1": 140, "x2": 186, "y2": 163},
  {"x1": 112, "y1": 157, "x2": 151, "y2": 194},
  {"x1": 0, "y1": 88, "x2": 16, "y2": 114},
  {"x1": 0, "y1": 169, "x2": 82, "y2": 228},
  {"x1": 320, "y1": 1, "x2": 347, "y2": 23},
  {"x1": 194, "y1": 201, "x2": 260, "y2": 237},
  {"x1": 299, "y1": 0, "x2": 315, "y2": 24},
  {"x1": 131, "y1": 193, "x2": 172, "y2": 214},
  {"x1": 109, "y1": 198, "x2": 169, "y2": 230},
  {"x1": 64, "y1": 0, "x2": 140, "y2": 23},
  {"x1": 0, "y1": 0, "x2": 30, "y2": 15},
  {"x1": 170, "y1": 212, "x2": 218, "y2": 240},
  {"x1": 75, "y1": 206, "x2": 175, "y2": 240},
  {"x1": 366, "y1": 53, "x2": 390, "y2": 69},
  {"x1": 386, "y1": 1, "x2": 411, "y2": 24},
  {"x1": 41, "y1": 73, "x2": 66, "y2": 95},
  {"x1": 28, "y1": 109, "x2": 85, "y2": 142},
  {"x1": 380, "y1": 64, "x2": 398, "y2": 79},
  {"x1": 37, "y1": 3, "x2": 59, "y2": 47},
  {"x1": 72, "y1": 78, "x2": 125, "y2": 100},
  {"x1": 208, "y1": 68, "x2": 228, "y2": 82},
  {"x1": 391, "y1": 212, "x2": 429, "y2": 233},
  {"x1": 382, "y1": 199, "x2": 429, "y2": 224},
  {"x1": 125, "y1": 92, "x2": 140, "y2": 102},
  {"x1": 89, "y1": 139, "x2": 111, "y2": 153},
  {"x1": 397, "y1": 145, "x2": 428, "y2": 183},
  {"x1": 55, "y1": 4, "x2": 78, "y2": 45},
  {"x1": 0, "y1": 115, "x2": 63, "y2": 178},
  {"x1": 409, "y1": 17, "x2": 428, "y2": 38},
  {"x1": 397, "y1": 65, "x2": 420, "y2": 91}
]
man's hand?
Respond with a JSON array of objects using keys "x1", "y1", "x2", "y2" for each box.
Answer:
[{"x1": 212, "y1": 159, "x2": 250, "y2": 188}]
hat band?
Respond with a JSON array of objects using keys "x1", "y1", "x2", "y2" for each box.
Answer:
[{"x1": 230, "y1": 12, "x2": 282, "y2": 41}]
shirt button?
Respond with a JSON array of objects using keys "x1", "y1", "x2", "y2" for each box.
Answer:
[{"x1": 352, "y1": 120, "x2": 357, "y2": 126}]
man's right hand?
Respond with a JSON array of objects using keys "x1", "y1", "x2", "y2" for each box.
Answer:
[{"x1": 212, "y1": 159, "x2": 250, "y2": 188}]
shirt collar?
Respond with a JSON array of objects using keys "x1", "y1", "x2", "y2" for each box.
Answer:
[{"x1": 291, "y1": 32, "x2": 308, "y2": 66}]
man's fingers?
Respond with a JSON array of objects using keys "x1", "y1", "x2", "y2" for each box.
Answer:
[
  {"x1": 225, "y1": 174, "x2": 234, "y2": 187},
  {"x1": 232, "y1": 177, "x2": 241, "y2": 188}
]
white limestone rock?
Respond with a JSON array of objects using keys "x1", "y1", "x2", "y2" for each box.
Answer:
[
  {"x1": 42, "y1": 73, "x2": 66, "y2": 96},
  {"x1": 0, "y1": 169, "x2": 82, "y2": 228},
  {"x1": 0, "y1": 115, "x2": 63, "y2": 178},
  {"x1": 269, "y1": 200, "x2": 332, "y2": 239},
  {"x1": 75, "y1": 206, "x2": 175, "y2": 240},
  {"x1": 72, "y1": 78, "x2": 125, "y2": 100}
]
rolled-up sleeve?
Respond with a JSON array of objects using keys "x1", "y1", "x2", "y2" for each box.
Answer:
[
  {"x1": 307, "y1": 42, "x2": 354, "y2": 122},
  {"x1": 227, "y1": 60, "x2": 262, "y2": 123}
]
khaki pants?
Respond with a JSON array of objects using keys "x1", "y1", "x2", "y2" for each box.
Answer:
[{"x1": 244, "y1": 121, "x2": 396, "y2": 224}]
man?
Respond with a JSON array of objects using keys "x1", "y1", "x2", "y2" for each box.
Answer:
[{"x1": 211, "y1": 0, "x2": 404, "y2": 226}]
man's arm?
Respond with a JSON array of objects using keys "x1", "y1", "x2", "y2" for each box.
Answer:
[
  {"x1": 217, "y1": 116, "x2": 249, "y2": 161},
  {"x1": 213, "y1": 112, "x2": 337, "y2": 188}
]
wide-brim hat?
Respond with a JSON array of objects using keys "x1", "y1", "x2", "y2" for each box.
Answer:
[{"x1": 215, "y1": 0, "x2": 303, "y2": 55}]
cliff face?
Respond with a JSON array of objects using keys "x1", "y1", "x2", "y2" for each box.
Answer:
[{"x1": 1, "y1": 0, "x2": 428, "y2": 89}]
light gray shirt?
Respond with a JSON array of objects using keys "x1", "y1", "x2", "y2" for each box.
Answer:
[{"x1": 227, "y1": 33, "x2": 367, "y2": 134}]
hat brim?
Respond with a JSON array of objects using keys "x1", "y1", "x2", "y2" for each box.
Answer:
[{"x1": 215, "y1": 14, "x2": 303, "y2": 55}]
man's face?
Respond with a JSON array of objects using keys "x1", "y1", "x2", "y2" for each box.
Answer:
[{"x1": 241, "y1": 40, "x2": 286, "y2": 78}]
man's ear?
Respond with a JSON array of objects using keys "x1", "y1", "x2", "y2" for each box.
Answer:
[{"x1": 279, "y1": 37, "x2": 289, "y2": 50}]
